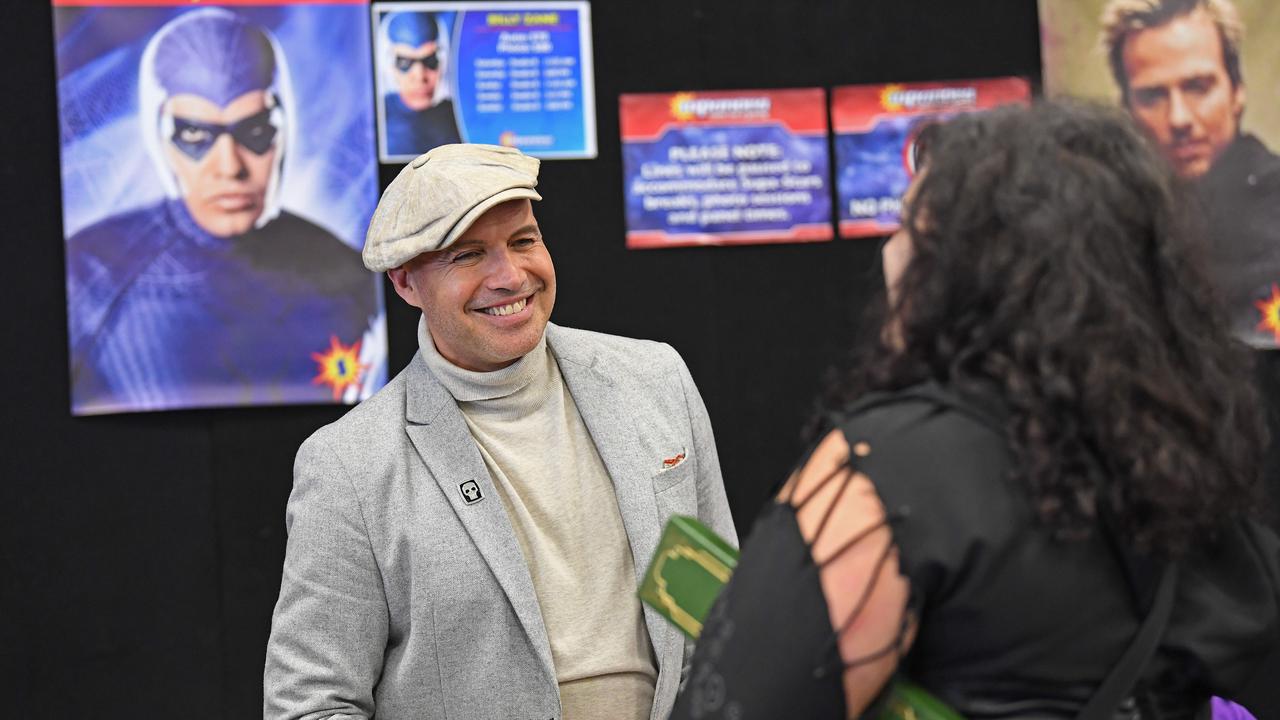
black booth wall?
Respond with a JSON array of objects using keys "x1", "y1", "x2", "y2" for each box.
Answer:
[{"x1": 3, "y1": 1, "x2": 1278, "y2": 717}]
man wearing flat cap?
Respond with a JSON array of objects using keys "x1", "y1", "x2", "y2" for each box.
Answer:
[{"x1": 265, "y1": 144, "x2": 737, "y2": 720}]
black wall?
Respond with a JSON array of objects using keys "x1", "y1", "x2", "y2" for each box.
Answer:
[{"x1": 3, "y1": 1, "x2": 1277, "y2": 717}]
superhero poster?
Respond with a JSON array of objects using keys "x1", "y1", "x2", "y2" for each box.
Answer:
[
  {"x1": 52, "y1": 0, "x2": 387, "y2": 415},
  {"x1": 832, "y1": 77, "x2": 1031, "y2": 239},
  {"x1": 1040, "y1": 0, "x2": 1280, "y2": 348},
  {"x1": 620, "y1": 88, "x2": 833, "y2": 249},
  {"x1": 371, "y1": 1, "x2": 596, "y2": 162}
]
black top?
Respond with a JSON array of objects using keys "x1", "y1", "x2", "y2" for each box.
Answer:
[
  {"x1": 671, "y1": 383, "x2": 1280, "y2": 720},
  {"x1": 1197, "y1": 133, "x2": 1280, "y2": 347}
]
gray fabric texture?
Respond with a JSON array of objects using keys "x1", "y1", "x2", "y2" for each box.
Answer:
[{"x1": 264, "y1": 322, "x2": 738, "y2": 720}]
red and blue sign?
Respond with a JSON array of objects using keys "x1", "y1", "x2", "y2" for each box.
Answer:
[
  {"x1": 620, "y1": 88, "x2": 833, "y2": 249},
  {"x1": 832, "y1": 77, "x2": 1031, "y2": 238}
]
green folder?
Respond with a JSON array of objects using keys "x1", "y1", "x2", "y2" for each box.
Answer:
[{"x1": 639, "y1": 515, "x2": 964, "y2": 720}]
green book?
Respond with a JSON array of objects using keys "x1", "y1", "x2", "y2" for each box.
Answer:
[
  {"x1": 638, "y1": 515, "x2": 738, "y2": 640},
  {"x1": 639, "y1": 516, "x2": 965, "y2": 720},
  {"x1": 883, "y1": 681, "x2": 966, "y2": 720}
]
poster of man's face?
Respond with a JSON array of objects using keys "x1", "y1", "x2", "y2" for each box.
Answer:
[
  {"x1": 53, "y1": 2, "x2": 387, "y2": 415},
  {"x1": 1041, "y1": 0, "x2": 1280, "y2": 348}
]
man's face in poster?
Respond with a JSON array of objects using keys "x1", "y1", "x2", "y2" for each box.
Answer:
[
  {"x1": 393, "y1": 40, "x2": 440, "y2": 111},
  {"x1": 164, "y1": 89, "x2": 277, "y2": 237},
  {"x1": 1120, "y1": 7, "x2": 1245, "y2": 178}
]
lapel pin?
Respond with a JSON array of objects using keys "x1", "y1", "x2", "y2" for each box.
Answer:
[
  {"x1": 459, "y1": 480, "x2": 483, "y2": 505},
  {"x1": 661, "y1": 452, "x2": 686, "y2": 470}
]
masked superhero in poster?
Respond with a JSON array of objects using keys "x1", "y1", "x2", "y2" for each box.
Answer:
[
  {"x1": 65, "y1": 9, "x2": 380, "y2": 414},
  {"x1": 381, "y1": 11, "x2": 462, "y2": 157}
]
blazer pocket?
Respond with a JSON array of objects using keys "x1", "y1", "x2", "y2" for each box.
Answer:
[
  {"x1": 652, "y1": 454, "x2": 694, "y2": 495},
  {"x1": 653, "y1": 463, "x2": 698, "y2": 524}
]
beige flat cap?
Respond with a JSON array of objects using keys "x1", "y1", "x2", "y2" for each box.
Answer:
[{"x1": 362, "y1": 144, "x2": 542, "y2": 271}]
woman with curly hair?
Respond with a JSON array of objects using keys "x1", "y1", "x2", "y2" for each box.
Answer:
[{"x1": 671, "y1": 101, "x2": 1280, "y2": 720}]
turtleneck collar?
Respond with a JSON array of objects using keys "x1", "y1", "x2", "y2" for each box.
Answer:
[{"x1": 418, "y1": 315, "x2": 550, "y2": 403}]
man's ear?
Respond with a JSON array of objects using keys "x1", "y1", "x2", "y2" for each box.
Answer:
[{"x1": 387, "y1": 267, "x2": 421, "y2": 309}]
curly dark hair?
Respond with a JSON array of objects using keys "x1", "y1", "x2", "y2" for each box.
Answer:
[{"x1": 845, "y1": 100, "x2": 1266, "y2": 557}]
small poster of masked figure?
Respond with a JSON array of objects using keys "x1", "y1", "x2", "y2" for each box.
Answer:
[
  {"x1": 371, "y1": 1, "x2": 597, "y2": 162},
  {"x1": 53, "y1": 0, "x2": 387, "y2": 415},
  {"x1": 1041, "y1": 0, "x2": 1280, "y2": 348}
]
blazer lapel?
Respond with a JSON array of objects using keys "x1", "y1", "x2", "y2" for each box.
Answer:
[
  {"x1": 402, "y1": 352, "x2": 556, "y2": 680},
  {"x1": 546, "y1": 327, "x2": 679, "y2": 670}
]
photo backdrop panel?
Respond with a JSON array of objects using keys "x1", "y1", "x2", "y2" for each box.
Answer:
[
  {"x1": 832, "y1": 77, "x2": 1031, "y2": 239},
  {"x1": 1040, "y1": 0, "x2": 1280, "y2": 348},
  {"x1": 620, "y1": 88, "x2": 833, "y2": 250},
  {"x1": 372, "y1": 1, "x2": 596, "y2": 162},
  {"x1": 53, "y1": 0, "x2": 386, "y2": 415}
]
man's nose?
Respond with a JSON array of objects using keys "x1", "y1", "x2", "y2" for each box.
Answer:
[
  {"x1": 483, "y1": 248, "x2": 524, "y2": 290},
  {"x1": 209, "y1": 133, "x2": 248, "y2": 178},
  {"x1": 1168, "y1": 90, "x2": 1193, "y2": 131}
]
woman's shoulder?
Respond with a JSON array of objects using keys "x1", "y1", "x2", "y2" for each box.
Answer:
[
  {"x1": 833, "y1": 381, "x2": 1008, "y2": 470},
  {"x1": 828, "y1": 381, "x2": 1031, "y2": 568}
]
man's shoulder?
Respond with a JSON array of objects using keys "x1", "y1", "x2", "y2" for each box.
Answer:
[
  {"x1": 253, "y1": 211, "x2": 373, "y2": 289},
  {"x1": 547, "y1": 324, "x2": 683, "y2": 377},
  {"x1": 263, "y1": 211, "x2": 355, "y2": 254},
  {"x1": 64, "y1": 202, "x2": 176, "y2": 305},
  {"x1": 1227, "y1": 134, "x2": 1280, "y2": 180},
  {"x1": 304, "y1": 364, "x2": 410, "y2": 458},
  {"x1": 1252, "y1": 136, "x2": 1280, "y2": 181},
  {"x1": 66, "y1": 201, "x2": 171, "y2": 257}
]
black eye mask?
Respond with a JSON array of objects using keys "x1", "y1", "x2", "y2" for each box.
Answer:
[
  {"x1": 394, "y1": 52, "x2": 439, "y2": 72},
  {"x1": 170, "y1": 107, "x2": 278, "y2": 161}
]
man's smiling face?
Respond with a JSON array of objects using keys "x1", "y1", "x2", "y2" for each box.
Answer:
[{"x1": 389, "y1": 199, "x2": 556, "y2": 371}]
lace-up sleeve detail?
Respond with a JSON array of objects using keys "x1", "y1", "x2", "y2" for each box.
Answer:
[
  {"x1": 670, "y1": 386, "x2": 1014, "y2": 720},
  {"x1": 778, "y1": 428, "x2": 916, "y2": 717}
]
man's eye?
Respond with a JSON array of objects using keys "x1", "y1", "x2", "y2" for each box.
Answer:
[
  {"x1": 1184, "y1": 77, "x2": 1214, "y2": 95},
  {"x1": 179, "y1": 126, "x2": 213, "y2": 144},
  {"x1": 513, "y1": 237, "x2": 537, "y2": 248},
  {"x1": 452, "y1": 250, "x2": 482, "y2": 263},
  {"x1": 1132, "y1": 88, "x2": 1166, "y2": 107}
]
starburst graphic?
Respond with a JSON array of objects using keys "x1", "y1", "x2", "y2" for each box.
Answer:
[
  {"x1": 670, "y1": 92, "x2": 696, "y2": 121},
  {"x1": 1256, "y1": 284, "x2": 1280, "y2": 343},
  {"x1": 311, "y1": 335, "x2": 366, "y2": 401},
  {"x1": 880, "y1": 84, "x2": 905, "y2": 112}
]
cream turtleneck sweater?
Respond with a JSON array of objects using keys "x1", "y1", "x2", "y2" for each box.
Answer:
[{"x1": 419, "y1": 319, "x2": 657, "y2": 720}]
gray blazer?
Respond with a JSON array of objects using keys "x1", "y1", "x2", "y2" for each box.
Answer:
[{"x1": 265, "y1": 324, "x2": 738, "y2": 720}]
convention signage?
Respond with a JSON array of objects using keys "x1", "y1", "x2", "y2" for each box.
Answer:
[
  {"x1": 620, "y1": 88, "x2": 833, "y2": 249},
  {"x1": 51, "y1": 0, "x2": 387, "y2": 415},
  {"x1": 831, "y1": 77, "x2": 1031, "y2": 239},
  {"x1": 372, "y1": 1, "x2": 596, "y2": 162}
]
